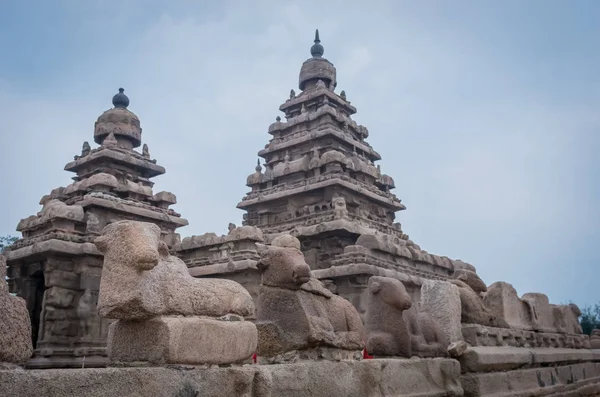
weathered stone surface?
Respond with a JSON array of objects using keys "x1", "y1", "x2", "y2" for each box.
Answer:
[
  {"x1": 0, "y1": 255, "x2": 33, "y2": 365},
  {"x1": 462, "y1": 324, "x2": 589, "y2": 349},
  {"x1": 460, "y1": 346, "x2": 600, "y2": 373},
  {"x1": 453, "y1": 270, "x2": 487, "y2": 294},
  {"x1": 461, "y1": 362, "x2": 600, "y2": 397},
  {"x1": 255, "y1": 239, "x2": 364, "y2": 357},
  {"x1": 448, "y1": 341, "x2": 468, "y2": 358},
  {"x1": 451, "y1": 278, "x2": 508, "y2": 328},
  {"x1": 17, "y1": 199, "x2": 85, "y2": 232},
  {"x1": 364, "y1": 276, "x2": 448, "y2": 358},
  {"x1": 483, "y1": 282, "x2": 582, "y2": 335},
  {"x1": 365, "y1": 276, "x2": 412, "y2": 357},
  {"x1": 0, "y1": 358, "x2": 463, "y2": 397},
  {"x1": 108, "y1": 316, "x2": 257, "y2": 365},
  {"x1": 404, "y1": 307, "x2": 449, "y2": 358},
  {"x1": 95, "y1": 221, "x2": 254, "y2": 319},
  {"x1": 421, "y1": 280, "x2": 462, "y2": 344}
]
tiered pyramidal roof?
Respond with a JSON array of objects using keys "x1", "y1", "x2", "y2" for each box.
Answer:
[{"x1": 238, "y1": 30, "x2": 405, "y2": 251}]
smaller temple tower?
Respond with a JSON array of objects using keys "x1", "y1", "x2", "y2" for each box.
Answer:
[{"x1": 4, "y1": 89, "x2": 188, "y2": 368}]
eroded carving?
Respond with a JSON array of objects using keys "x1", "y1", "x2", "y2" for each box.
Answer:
[{"x1": 255, "y1": 235, "x2": 364, "y2": 360}]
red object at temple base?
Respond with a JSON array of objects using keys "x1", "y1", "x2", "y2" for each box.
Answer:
[{"x1": 363, "y1": 349, "x2": 373, "y2": 359}]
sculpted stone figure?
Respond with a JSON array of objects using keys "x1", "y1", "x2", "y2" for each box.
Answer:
[
  {"x1": 255, "y1": 235, "x2": 364, "y2": 359},
  {"x1": 484, "y1": 282, "x2": 582, "y2": 334},
  {"x1": 365, "y1": 276, "x2": 412, "y2": 357},
  {"x1": 95, "y1": 221, "x2": 257, "y2": 365},
  {"x1": 364, "y1": 276, "x2": 448, "y2": 358},
  {"x1": 450, "y1": 270, "x2": 509, "y2": 328},
  {"x1": 0, "y1": 254, "x2": 33, "y2": 367},
  {"x1": 332, "y1": 195, "x2": 348, "y2": 219},
  {"x1": 95, "y1": 221, "x2": 254, "y2": 319}
]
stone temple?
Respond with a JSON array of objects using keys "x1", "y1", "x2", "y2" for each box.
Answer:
[
  {"x1": 2, "y1": 31, "x2": 600, "y2": 397},
  {"x1": 4, "y1": 88, "x2": 188, "y2": 368}
]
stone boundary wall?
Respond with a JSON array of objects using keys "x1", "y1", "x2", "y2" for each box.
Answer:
[{"x1": 0, "y1": 358, "x2": 462, "y2": 397}]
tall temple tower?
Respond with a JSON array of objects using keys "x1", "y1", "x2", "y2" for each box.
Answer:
[
  {"x1": 5, "y1": 89, "x2": 188, "y2": 368},
  {"x1": 177, "y1": 31, "x2": 471, "y2": 319},
  {"x1": 237, "y1": 30, "x2": 406, "y2": 270}
]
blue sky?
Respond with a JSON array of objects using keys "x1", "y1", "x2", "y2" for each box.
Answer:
[{"x1": 1, "y1": 0, "x2": 598, "y2": 307}]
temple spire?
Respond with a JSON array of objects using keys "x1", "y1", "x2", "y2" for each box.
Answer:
[{"x1": 310, "y1": 29, "x2": 324, "y2": 58}]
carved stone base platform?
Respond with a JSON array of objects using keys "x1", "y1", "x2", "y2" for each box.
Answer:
[
  {"x1": 26, "y1": 347, "x2": 108, "y2": 369},
  {"x1": 462, "y1": 324, "x2": 590, "y2": 349},
  {"x1": 459, "y1": 347, "x2": 600, "y2": 397},
  {"x1": 462, "y1": 363, "x2": 600, "y2": 397},
  {"x1": 108, "y1": 316, "x2": 258, "y2": 366},
  {"x1": 0, "y1": 358, "x2": 462, "y2": 397}
]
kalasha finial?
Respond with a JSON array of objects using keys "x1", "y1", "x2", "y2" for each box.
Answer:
[
  {"x1": 310, "y1": 29, "x2": 324, "y2": 58},
  {"x1": 255, "y1": 159, "x2": 262, "y2": 172},
  {"x1": 112, "y1": 88, "x2": 129, "y2": 109}
]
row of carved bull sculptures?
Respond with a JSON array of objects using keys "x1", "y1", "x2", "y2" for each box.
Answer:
[
  {"x1": 92, "y1": 220, "x2": 460, "y2": 365},
  {"x1": 1, "y1": 220, "x2": 584, "y2": 368}
]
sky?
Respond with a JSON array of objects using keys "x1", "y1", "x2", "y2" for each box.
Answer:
[{"x1": 0, "y1": 0, "x2": 598, "y2": 307}]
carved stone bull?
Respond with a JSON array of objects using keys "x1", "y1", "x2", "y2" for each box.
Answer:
[
  {"x1": 95, "y1": 220, "x2": 254, "y2": 319},
  {"x1": 255, "y1": 235, "x2": 364, "y2": 357},
  {"x1": 365, "y1": 276, "x2": 448, "y2": 358}
]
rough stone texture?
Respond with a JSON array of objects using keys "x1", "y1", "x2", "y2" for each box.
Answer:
[
  {"x1": 483, "y1": 282, "x2": 583, "y2": 334},
  {"x1": 448, "y1": 341, "x2": 469, "y2": 358},
  {"x1": 0, "y1": 358, "x2": 463, "y2": 397},
  {"x1": 451, "y1": 278, "x2": 508, "y2": 328},
  {"x1": 421, "y1": 280, "x2": 462, "y2": 344},
  {"x1": 108, "y1": 316, "x2": 257, "y2": 365},
  {"x1": 0, "y1": 254, "x2": 33, "y2": 365},
  {"x1": 590, "y1": 330, "x2": 600, "y2": 349},
  {"x1": 4, "y1": 89, "x2": 188, "y2": 368},
  {"x1": 95, "y1": 221, "x2": 254, "y2": 319},
  {"x1": 364, "y1": 276, "x2": 448, "y2": 358},
  {"x1": 459, "y1": 346, "x2": 600, "y2": 373},
  {"x1": 365, "y1": 276, "x2": 412, "y2": 357},
  {"x1": 255, "y1": 240, "x2": 364, "y2": 357},
  {"x1": 461, "y1": 362, "x2": 600, "y2": 397},
  {"x1": 404, "y1": 307, "x2": 449, "y2": 358},
  {"x1": 462, "y1": 324, "x2": 590, "y2": 349}
]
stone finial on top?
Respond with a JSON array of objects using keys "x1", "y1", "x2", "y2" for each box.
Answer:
[
  {"x1": 290, "y1": 89, "x2": 296, "y2": 99},
  {"x1": 112, "y1": 88, "x2": 129, "y2": 109},
  {"x1": 255, "y1": 159, "x2": 262, "y2": 172},
  {"x1": 94, "y1": 88, "x2": 142, "y2": 149},
  {"x1": 299, "y1": 29, "x2": 336, "y2": 91},
  {"x1": 311, "y1": 29, "x2": 324, "y2": 58},
  {"x1": 340, "y1": 90, "x2": 347, "y2": 101}
]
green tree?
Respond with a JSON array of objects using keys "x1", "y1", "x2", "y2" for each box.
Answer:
[
  {"x1": 580, "y1": 303, "x2": 600, "y2": 335},
  {"x1": 0, "y1": 235, "x2": 18, "y2": 253}
]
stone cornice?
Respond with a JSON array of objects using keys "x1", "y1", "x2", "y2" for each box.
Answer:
[
  {"x1": 64, "y1": 147, "x2": 165, "y2": 177},
  {"x1": 237, "y1": 175, "x2": 403, "y2": 210},
  {"x1": 77, "y1": 194, "x2": 188, "y2": 227},
  {"x1": 258, "y1": 127, "x2": 381, "y2": 161},
  {"x1": 5, "y1": 239, "x2": 102, "y2": 262}
]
